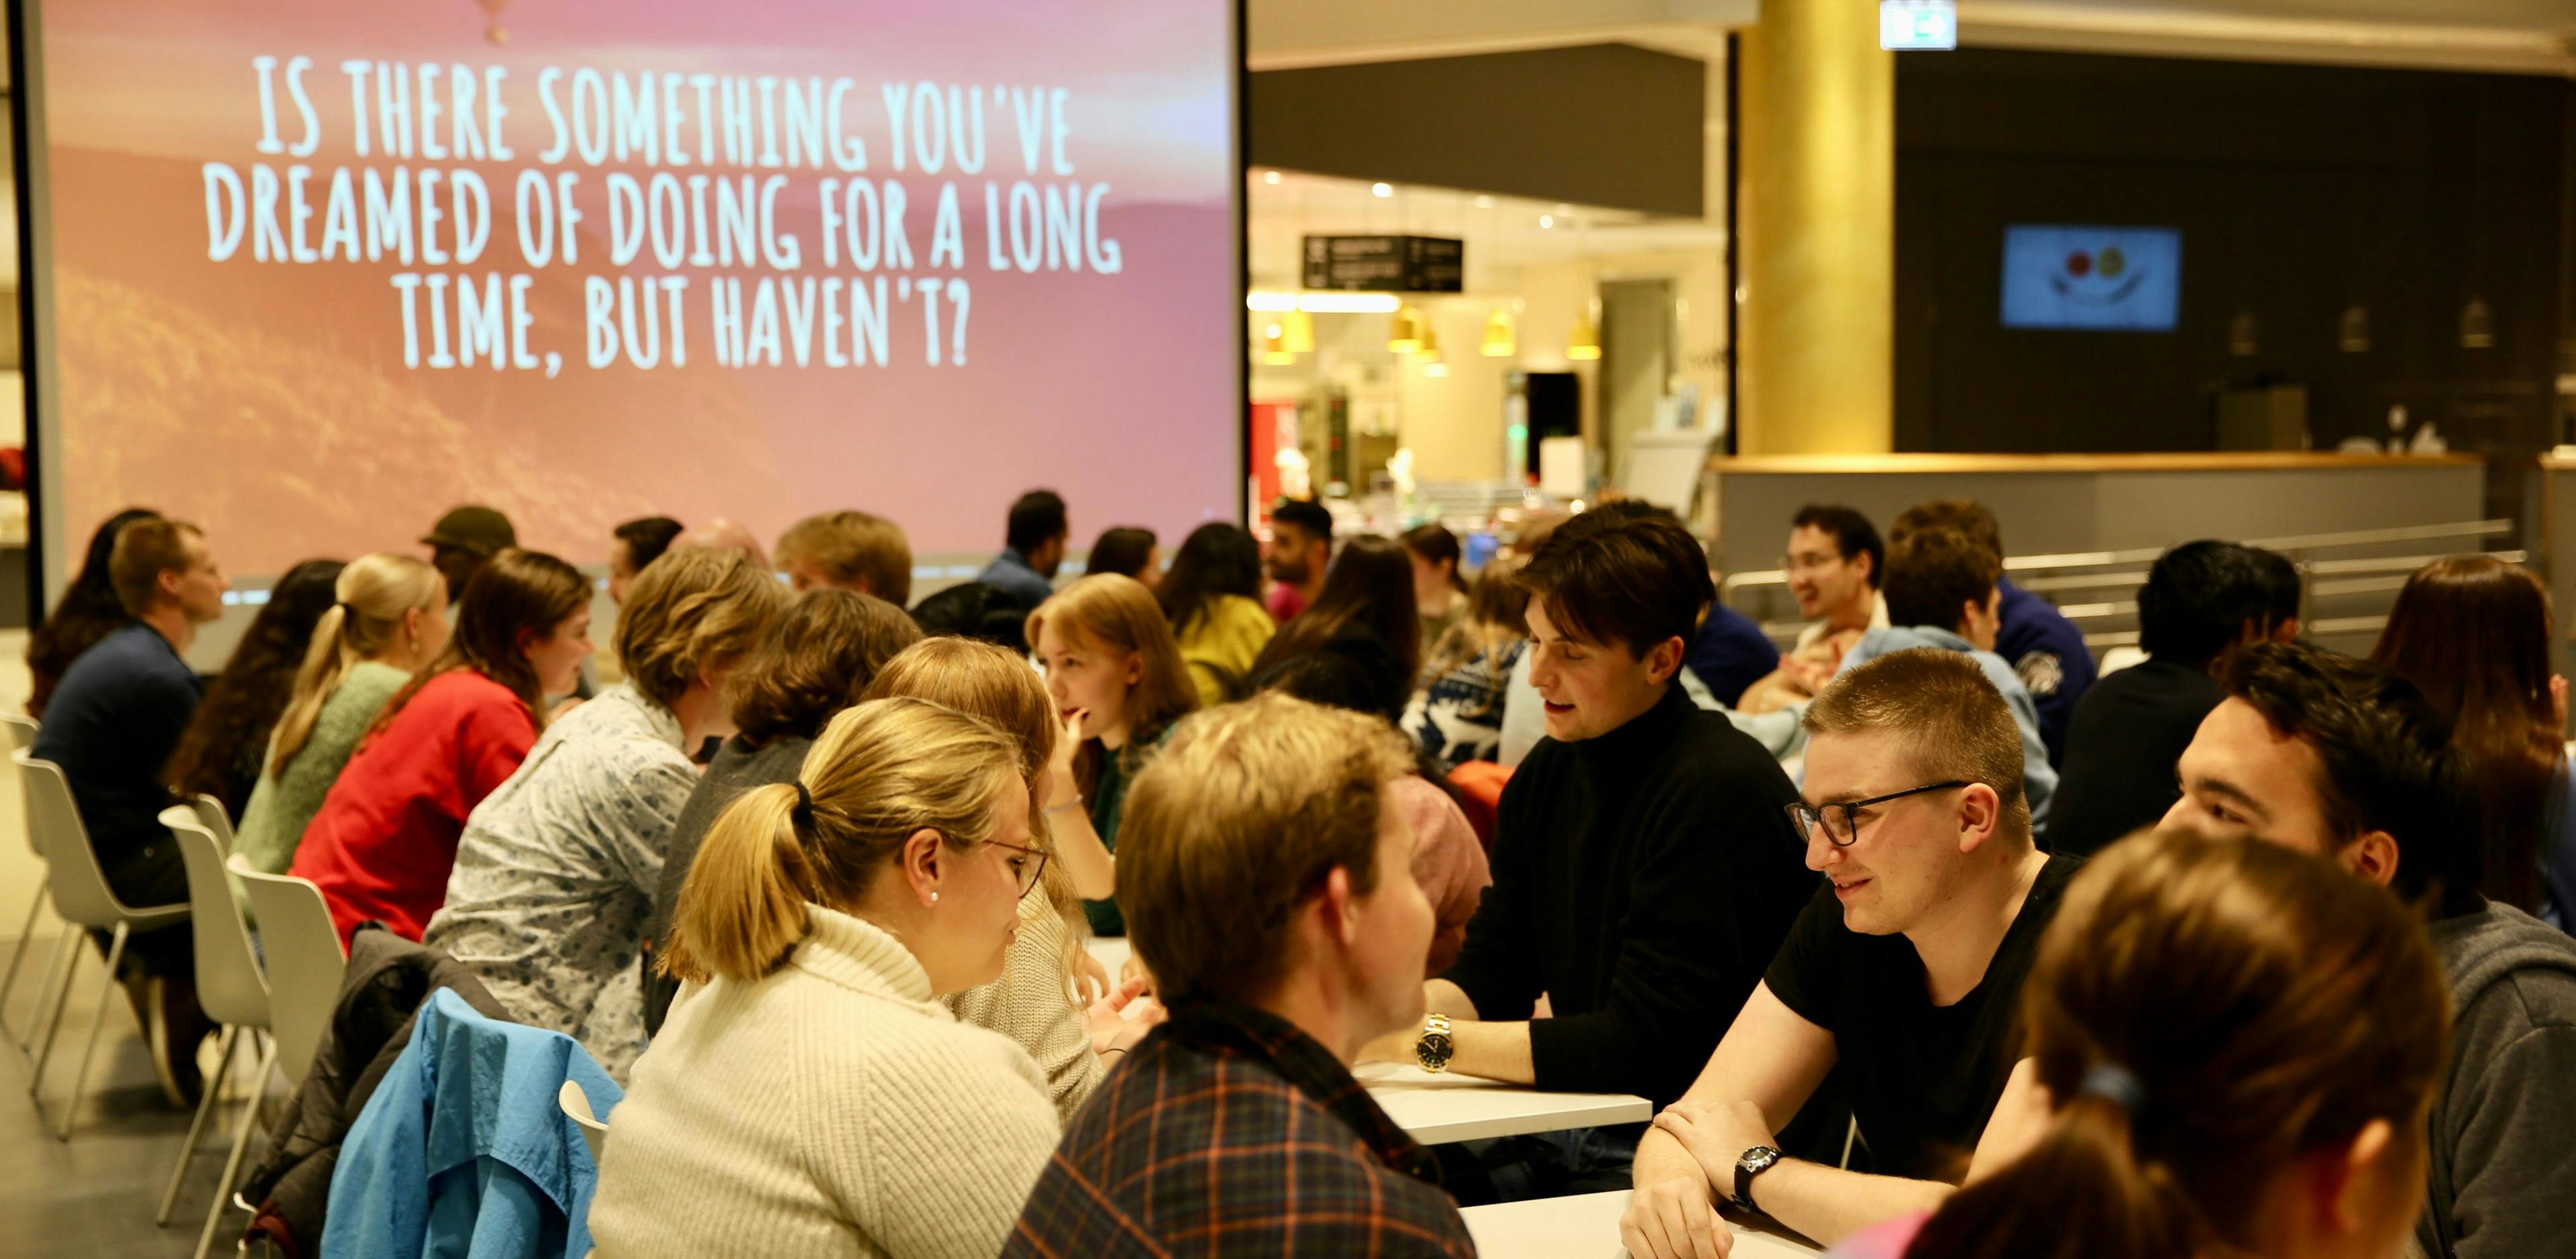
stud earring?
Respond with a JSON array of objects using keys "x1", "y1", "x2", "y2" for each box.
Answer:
[{"x1": 930, "y1": 891, "x2": 940, "y2": 904}]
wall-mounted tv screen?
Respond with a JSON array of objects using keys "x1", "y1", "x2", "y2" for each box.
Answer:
[{"x1": 2000, "y1": 225, "x2": 2182, "y2": 332}]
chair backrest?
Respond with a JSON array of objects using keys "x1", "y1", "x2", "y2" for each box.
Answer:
[
  {"x1": 13, "y1": 749, "x2": 183, "y2": 928},
  {"x1": 231, "y1": 856, "x2": 347, "y2": 1087},
  {"x1": 558, "y1": 1079, "x2": 609, "y2": 1163},
  {"x1": 189, "y1": 793, "x2": 235, "y2": 853},
  {"x1": 3, "y1": 714, "x2": 40, "y2": 860},
  {"x1": 166, "y1": 807, "x2": 270, "y2": 1031}
]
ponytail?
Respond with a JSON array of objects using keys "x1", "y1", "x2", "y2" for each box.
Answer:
[
  {"x1": 270, "y1": 602, "x2": 354, "y2": 777},
  {"x1": 1907, "y1": 1091, "x2": 2200, "y2": 1259},
  {"x1": 272, "y1": 553, "x2": 445, "y2": 777},
  {"x1": 657, "y1": 696, "x2": 1023, "y2": 985},
  {"x1": 659, "y1": 783, "x2": 812, "y2": 985}
]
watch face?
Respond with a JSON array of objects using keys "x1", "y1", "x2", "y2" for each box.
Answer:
[{"x1": 1422, "y1": 1033, "x2": 1453, "y2": 1058}]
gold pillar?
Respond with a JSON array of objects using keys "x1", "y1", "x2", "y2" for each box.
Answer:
[{"x1": 1737, "y1": 0, "x2": 1894, "y2": 455}]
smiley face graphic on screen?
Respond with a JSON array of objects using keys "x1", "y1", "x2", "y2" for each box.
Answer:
[{"x1": 2000, "y1": 225, "x2": 2183, "y2": 331}]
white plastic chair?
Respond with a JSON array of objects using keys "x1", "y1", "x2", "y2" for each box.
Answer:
[
  {"x1": 0, "y1": 713, "x2": 56, "y2": 1058},
  {"x1": 230, "y1": 858, "x2": 346, "y2": 1089},
  {"x1": 15, "y1": 750, "x2": 195, "y2": 1139},
  {"x1": 158, "y1": 809, "x2": 272, "y2": 1259},
  {"x1": 558, "y1": 1079, "x2": 610, "y2": 1164},
  {"x1": 186, "y1": 793, "x2": 235, "y2": 854}
]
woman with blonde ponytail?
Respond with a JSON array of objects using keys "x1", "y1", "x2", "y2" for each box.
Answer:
[
  {"x1": 233, "y1": 554, "x2": 448, "y2": 874},
  {"x1": 591, "y1": 698, "x2": 1063, "y2": 1259},
  {"x1": 1794, "y1": 830, "x2": 2450, "y2": 1259}
]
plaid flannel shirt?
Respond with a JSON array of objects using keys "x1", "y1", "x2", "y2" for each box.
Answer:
[{"x1": 1004, "y1": 1000, "x2": 1477, "y2": 1258}]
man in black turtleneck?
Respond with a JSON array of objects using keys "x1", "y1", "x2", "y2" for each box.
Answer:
[{"x1": 1363, "y1": 508, "x2": 1817, "y2": 1199}]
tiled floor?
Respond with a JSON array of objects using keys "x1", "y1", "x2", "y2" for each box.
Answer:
[{"x1": 0, "y1": 931, "x2": 262, "y2": 1258}]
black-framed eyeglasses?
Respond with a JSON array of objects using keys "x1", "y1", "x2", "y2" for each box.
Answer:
[
  {"x1": 984, "y1": 838, "x2": 1051, "y2": 899},
  {"x1": 1784, "y1": 781, "x2": 1972, "y2": 848}
]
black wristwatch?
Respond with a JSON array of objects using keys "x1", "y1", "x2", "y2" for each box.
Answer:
[{"x1": 1731, "y1": 1145, "x2": 1782, "y2": 1213}]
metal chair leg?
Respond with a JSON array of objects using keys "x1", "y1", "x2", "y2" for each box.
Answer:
[
  {"x1": 54, "y1": 922, "x2": 127, "y2": 1140},
  {"x1": 158, "y1": 1024, "x2": 239, "y2": 1224},
  {"x1": 14, "y1": 930, "x2": 68, "y2": 1058},
  {"x1": 195, "y1": 1038, "x2": 276, "y2": 1259},
  {"x1": 27, "y1": 934, "x2": 83, "y2": 1095},
  {"x1": 0, "y1": 893, "x2": 44, "y2": 1042}
]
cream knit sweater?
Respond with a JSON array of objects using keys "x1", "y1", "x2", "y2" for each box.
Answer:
[
  {"x1": 941, "y1": 893, "x2": 1102, "y2": 1121},
  {"x1": 588, "y1": 905, "x2": 1061, "y2": 1259}
]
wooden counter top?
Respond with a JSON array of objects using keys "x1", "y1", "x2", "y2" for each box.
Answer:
[{"x1": 1709, "y1": 452, "x2": 2485, "y2": 474}]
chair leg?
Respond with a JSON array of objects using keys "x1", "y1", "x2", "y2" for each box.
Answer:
[
  {"x1": 158, "y1": 1025, "x2": 239, "y2": 1225},
  {"x1": 13, "y1": 929, "x2": 68, "y2": 1059},
  {"x1": 194, "y1": 1037, "x2": 276, "y2": 1259},
  {"x1": 26, "y1": 935, "x2": 82, "y2": 1095},
  {"x1": 53, "y1": 922, "x2": 127, "y2": 1141},
  {"x1": 0, "y1": 893, "x2": 44, "y2": 1043}
]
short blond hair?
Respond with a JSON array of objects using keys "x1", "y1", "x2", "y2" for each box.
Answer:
[
  {"x1": 615, "y1": 546, "x2": 790, "y2": 708},
  {"x1": 661, "y1": 697, "x2": 1022, "y2": 983},
  {"x1": 1803, "y1": 647, "x2": 2032, "y2": 846},
  {"x1": 777, "y1": 510, "x2": 914, "y2": 606},
  {"x1": 1120, "y1": 693, "x2": 1416, "y2": 1003}
]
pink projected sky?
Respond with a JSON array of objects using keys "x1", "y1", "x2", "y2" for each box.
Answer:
[{"x1": 35, "y1": 0, "x2": 1238, "y2": 576}]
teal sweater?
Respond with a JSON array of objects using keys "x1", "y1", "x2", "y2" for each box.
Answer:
[{"x1": 235, "y1": 661, "x2": 411, "y2": 875}]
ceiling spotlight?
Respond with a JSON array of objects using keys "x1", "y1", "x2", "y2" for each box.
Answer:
[
  {"x1": 1473, "y1": 195, "x2": 1496, "y2": 209},
  {"x1": 1371, "y1": 182, "x2": 1394, "y2": 199},
  {"x1": 1263, "y1": 170, "x2": 1282, "y2": 185},
  {"x1": 1539, "y1": 215, "x2": 1555, "y2": 229}
]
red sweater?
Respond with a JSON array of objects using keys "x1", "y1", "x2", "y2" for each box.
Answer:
[{"x1": 290, "y1": 669, "x2": 538, "y2": 944}]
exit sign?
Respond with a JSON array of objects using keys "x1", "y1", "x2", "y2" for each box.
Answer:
[{"x1": 1881, "y1": 0, "x2": 1957, "y2": 50}]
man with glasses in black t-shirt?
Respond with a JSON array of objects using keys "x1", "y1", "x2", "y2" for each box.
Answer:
[{"x1": 1623, "y1": 647, "x2": 2084, "y2": 1259}]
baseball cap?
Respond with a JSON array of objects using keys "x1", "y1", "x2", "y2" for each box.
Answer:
[{"x1": 422, "y1": 505, "x2": 518, "y2": 557}]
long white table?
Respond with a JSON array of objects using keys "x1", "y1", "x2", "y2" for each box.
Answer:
[
  {"x1": 1085, "y1": 936, "x2": 1651, "y2": 1146},
  {"x1": 1352, "y1": 1062, "x2": 1654, "y2": 1146},
  {"x1": 1461, "y1": 1191, "x2": 1823, "y2": 1258}
]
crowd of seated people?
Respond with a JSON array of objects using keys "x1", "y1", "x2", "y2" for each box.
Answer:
[{"x1": 16, "y1": 486, "x2": 2576, "y2": 1259}]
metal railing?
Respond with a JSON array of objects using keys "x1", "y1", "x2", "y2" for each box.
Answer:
[{"x1": 1726, "y1": 518, "x2": 2522, "y2": 652}]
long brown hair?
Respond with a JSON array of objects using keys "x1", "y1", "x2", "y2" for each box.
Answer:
[
  {"x1": 1251, "y1": 533, "x2": 1422, "y2": 683},
  {"x1": 661, "y1": 697, "x2": 1021, "y2": 983},
  {"x1": 371, "y1": 549, "x2": 590, "y2": 736},
  {"x1": 2369, "y1": 555, "x2": 2560, "y2": 911},
  {"x1": 1906, "y1": 830, "x2": 2449, "y2": 1259},
  {"x1": 164, "y1": 558, "x2": 347, "y2": 817},
  {"x1": 863, "y1": 637, "x2": 1086, "y2": 989},
  {"x1": 1025, "y1": 575, "x2": 1199, "y2": 799}
]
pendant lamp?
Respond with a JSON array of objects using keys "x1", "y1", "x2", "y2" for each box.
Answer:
[
  {"x1": 1481, "y1": 307, "x2": 1516, "y2": 357},
  {"x1": 1566, "y1": 298, "x2": 1601, "y2": 361},
  {"x1": 1389, "y1": 304, "x2": 1428, "y2": 354}
]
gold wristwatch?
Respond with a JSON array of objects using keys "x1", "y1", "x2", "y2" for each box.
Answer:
[{"x1": 1415, "y1": 1014, "x2": 1455, "y2": 1073}]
